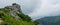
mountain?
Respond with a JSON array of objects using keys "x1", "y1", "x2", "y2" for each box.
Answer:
[
  {"x1": 36, "y1": 16, "x2": 60, "y2": 25},
  {"x1": 0, "y1": 3, "x2": 36, "y2": 25}
]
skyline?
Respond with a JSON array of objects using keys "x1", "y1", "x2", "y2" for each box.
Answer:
[{"x1": 0, "y1": 0, "x2": 60, "y2": 20}]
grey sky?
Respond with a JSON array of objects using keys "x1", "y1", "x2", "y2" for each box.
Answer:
[
  {"x1": 29, "y1": 0, "x2": 60, "y2": 20},
  {"x1": 0, "y1": 0, "x2": 60, "y2": 20}
]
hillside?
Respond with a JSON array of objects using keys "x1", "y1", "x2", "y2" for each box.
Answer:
[
  {"x1": 36, "y1": 16, "x2": 60, "y2": 25},
  {"x1": 0, "y1": 3, "x2": 35, "y2": 25}
]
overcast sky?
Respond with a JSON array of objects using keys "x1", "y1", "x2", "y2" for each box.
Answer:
[{"x1": 0, "y1": 0, "x2": 60, "y2": 20}]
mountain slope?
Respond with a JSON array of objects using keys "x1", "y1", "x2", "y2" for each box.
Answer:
[
  {"x1": 0, "y1": 3, "x2": 35, "y2": 25},
  {"x1": 36, "y1": 16, "x2": 60, "y2": 25}
]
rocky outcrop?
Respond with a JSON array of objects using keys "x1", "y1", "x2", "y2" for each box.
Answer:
[
  {"x1": 4, "y1": 3, "x2": 22, "y2": 18},
  {"x1": 0, "y1": 3, "x2": 36, "y2": 25}
]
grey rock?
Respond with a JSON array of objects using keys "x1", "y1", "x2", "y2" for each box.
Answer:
[{"x1": 4, "y1": 3, "x2": 22, "y2": 18}]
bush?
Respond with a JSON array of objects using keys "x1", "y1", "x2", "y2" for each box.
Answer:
[{"x1": 0, "y1": 10, "x2": 35, "y2": 25}]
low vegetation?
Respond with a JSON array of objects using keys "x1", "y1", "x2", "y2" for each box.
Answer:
[{"x1": 0, "y1": 8, "x2": 35, "y2": 25}]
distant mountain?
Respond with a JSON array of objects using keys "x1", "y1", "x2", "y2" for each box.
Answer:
[{"x1": 36, "y1": 16, "x2": 60, "y2": 25}]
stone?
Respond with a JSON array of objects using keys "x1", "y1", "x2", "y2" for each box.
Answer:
[{"x1": 4, "y1": 3, "x2": 22, "y2": 18}]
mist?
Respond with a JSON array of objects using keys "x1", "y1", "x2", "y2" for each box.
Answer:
[
  {"x1": 0, "y1": 0, "x2": 60, "y2": 20},
  {"x1": 29, "y1": 0, "x2": 60, "y2": 20}
]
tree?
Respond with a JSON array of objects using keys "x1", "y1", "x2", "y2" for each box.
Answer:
[
  {"x1": 17, "y1": 13, "x2": 32, "y2": 22},
  {"x1": 34, "y1": 21, "x2": 39, "y2": 25}
]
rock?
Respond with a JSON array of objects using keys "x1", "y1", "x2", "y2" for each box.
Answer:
[
  {"x1": 4, "y1": 3, "x2": 22, "y2": 18},
  {"x1": 0, "y1": 18, "x2": 3, "y2": 24}
]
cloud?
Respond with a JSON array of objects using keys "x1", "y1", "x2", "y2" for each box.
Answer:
[
  {"x1": 20, "y1": 0, "x2": 37, "y2": 14},
  {"x1": 0, "y1": 0, "x2": 36, "y2": 14},
  {"x1": 28, "y1": 0, "x2": 60, "y2": 20},
  {"x1": 0, "y1": 0, "x2": 21, "y2": 8},
  {"x1": 1, "y1": 0, "x2": 60, "y2": 20}
]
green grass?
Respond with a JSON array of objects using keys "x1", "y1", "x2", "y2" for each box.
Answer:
[{"x1": 0, "y1": 9, "x2": 35, "y2": 25}]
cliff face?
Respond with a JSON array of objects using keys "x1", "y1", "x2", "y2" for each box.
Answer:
[{"x1": 0, "y1": 3, "x2": 35, "y2": 25}]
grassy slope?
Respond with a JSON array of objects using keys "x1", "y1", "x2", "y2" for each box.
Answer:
[{"x1": 0, "y1": 9, "x2": 35, "y2": 25}]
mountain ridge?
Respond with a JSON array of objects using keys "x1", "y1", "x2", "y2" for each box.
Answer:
[
  {"x1": 0, "y1": 3, "x2": 36, "y2": 25},
  {"x1": 36, "y1": 16, "x2": 60, "y2": 25}
]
